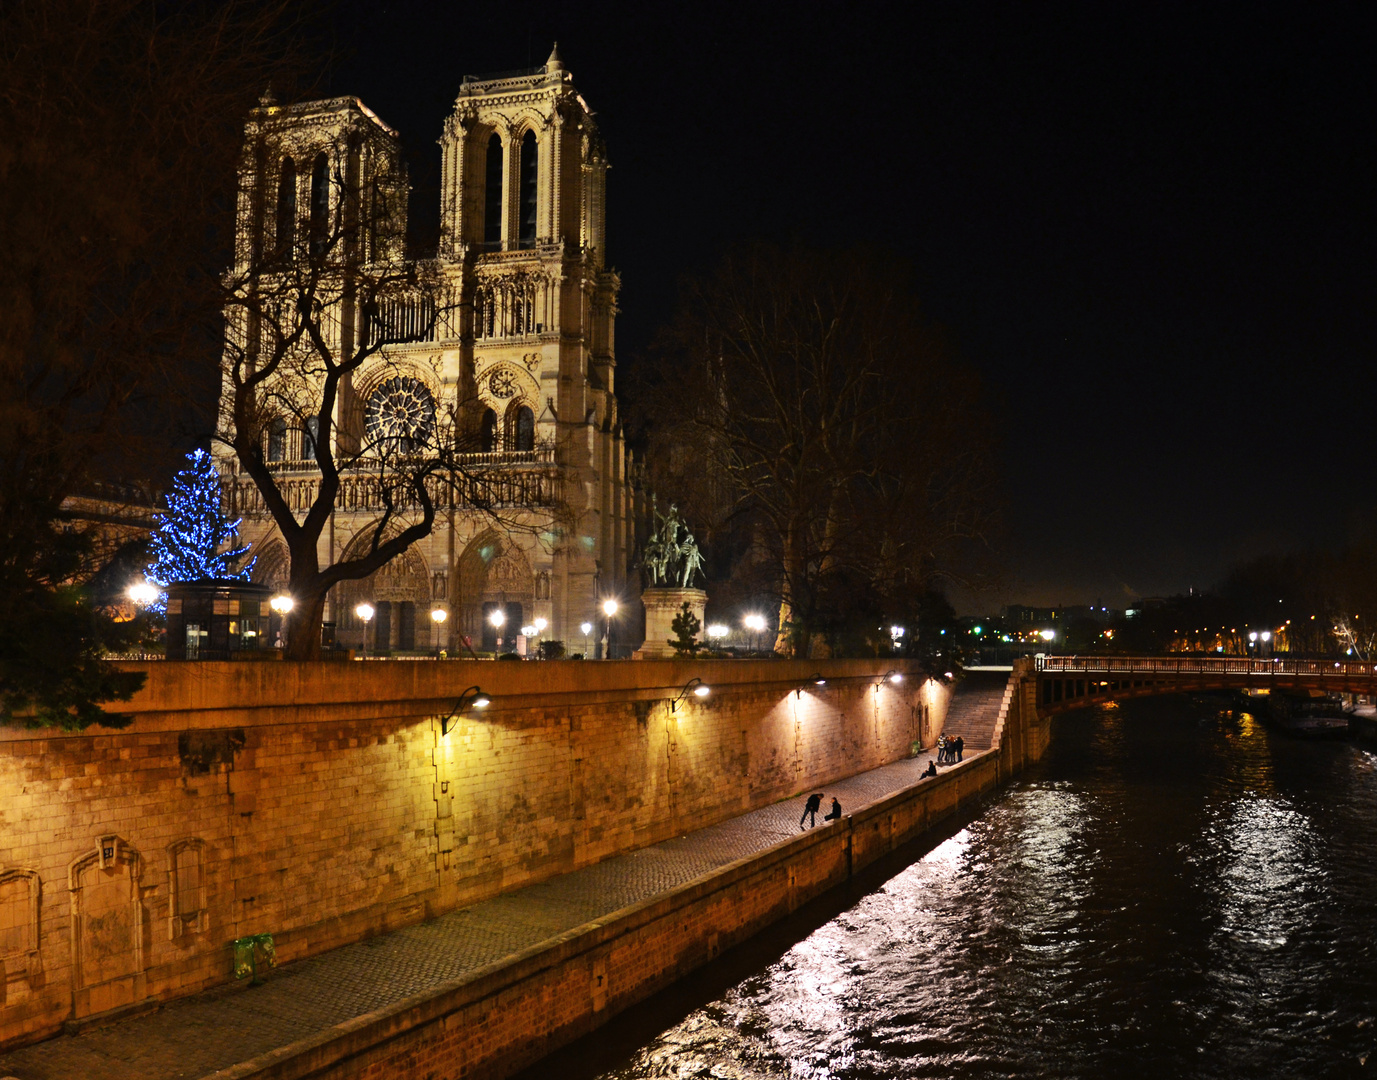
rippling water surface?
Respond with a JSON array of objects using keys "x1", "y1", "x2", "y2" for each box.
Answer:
[{"x1": 566, "y1": 698, "x2": 1377, "y2": 1079}]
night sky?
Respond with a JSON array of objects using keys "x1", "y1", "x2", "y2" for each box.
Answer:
[{"x1": 327, "y1": 1, "x2": 1374, "y2": 612}]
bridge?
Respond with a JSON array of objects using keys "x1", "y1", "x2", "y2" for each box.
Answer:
[{"x1": 1033, "y1": 655, "x2": 1377, "y2": 715}]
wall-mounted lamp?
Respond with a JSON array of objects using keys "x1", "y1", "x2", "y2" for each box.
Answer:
[
  {"x1": 875, "y1": 669, "x2": 903, "y2": 690},
  {"x1": 671, "y1": 677, "x2": 711, "y2": 712},
  {"x1": 797, "y1": 673, "x2": 827, "y2": 697},
  {"x1": 441, "y1": 685, "x2": 490, "y2": 736}
]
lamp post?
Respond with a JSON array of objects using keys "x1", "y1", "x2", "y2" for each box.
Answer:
[
  {"x1": 355, "y1": 603, "x2": 374, "y2": 658},
  {"x1": 580, "y1": 621, "x2": 593, "y2": 657},
  {"x1": 602, "y1": 599, "x2": 618, "y2": 660},
  {"x1": 430, "y1": 607, "x2": 448, "y2": 657},
  {"x1": 743, "y1": 613, "x2": 767, "y2": 654},
  {"x1": 489, "y1": 607, "x2": 506, "y2": 654},
  {"x1": 533, "y1": 616, "x2": 547, "y2": 658},
  {"x1": 270, "y1": 594, "x2": 294, "y2": 650}
]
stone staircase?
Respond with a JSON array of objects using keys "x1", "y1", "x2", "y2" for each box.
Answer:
[{"x1": 941, "y1": 669, "x2": 1015, "y2": 750}]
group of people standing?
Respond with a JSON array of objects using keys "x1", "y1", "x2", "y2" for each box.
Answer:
[{"x1": 936, "y1": 732, "x2": 964, "y2": 765}]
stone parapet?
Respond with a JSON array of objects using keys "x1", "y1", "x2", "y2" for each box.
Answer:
[{"x1": 0, "y1": 658, "x2": 942, "y2": 1049}]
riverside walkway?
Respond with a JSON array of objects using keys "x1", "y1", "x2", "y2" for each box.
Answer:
[{"x1": 0, "y1": 743, "x2": 987, "y2": 1080}]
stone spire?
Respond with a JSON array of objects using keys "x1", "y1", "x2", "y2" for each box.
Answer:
[{"x1": 545, "y1": 42, "x2": 564, "y2": 73}]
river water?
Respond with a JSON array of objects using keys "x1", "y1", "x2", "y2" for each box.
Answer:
[{"x1": 560, "y1": 696, "x2": 1377, "y2": 1079}]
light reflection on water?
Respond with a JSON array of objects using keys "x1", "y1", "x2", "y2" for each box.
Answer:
[{"x1": 579, "y1": 697, "x2": 1377, "y2": 1080}]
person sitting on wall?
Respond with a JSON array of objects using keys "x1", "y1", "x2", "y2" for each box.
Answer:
[
  {"x1": 824, "y1": 796, "x2": 842, "y2": 822},
  {"x1": 923, "y1": 759, "x2": 938, "y2": 779},
  {"x1": 800, "y1": 792, "x2": 823, "y2": 829}
]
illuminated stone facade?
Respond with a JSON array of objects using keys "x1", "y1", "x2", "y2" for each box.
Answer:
[{"x1": 216, "y1": 47, "x2": 639, "y2": 653}]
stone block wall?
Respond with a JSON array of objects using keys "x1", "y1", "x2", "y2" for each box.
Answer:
[{"x1": 0, "y1": 658, "x2": 945, "y2": 1049}]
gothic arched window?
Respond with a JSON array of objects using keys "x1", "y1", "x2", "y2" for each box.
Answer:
[
  {"x1": 514, "y1": 405, "x2": 535, "y2": 451},
  {"x1": 275, "y1": 157, "x2": 296, "y2": 260},
  {"x1": 479, "y1": 408, "x2": 498, "y2": 452},
  {"x1": 484, "y1": 134, "x2": 503, "y2": 247},
  {"x1": 309, "y1": 153, "x2": 329, "y2": 256},
  {"x1": 519, "y1": 130, "x2": 538, "y2": 248},
  {"x1": 303, "y1": 416, "x2": 321, "y2": 461},
  {"x1": 267, "y1": 417, "x2": 287, "y2": 462}
]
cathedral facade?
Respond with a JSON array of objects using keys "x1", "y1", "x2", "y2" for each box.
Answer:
[{"x1": 216, "y1": 48, "x2": 642, "y2": 654}]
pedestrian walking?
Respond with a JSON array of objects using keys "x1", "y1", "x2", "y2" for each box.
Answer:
[
  {"x1": 800, "y1": 792, "x2": 823, "y2": 829},
  {"x1": 824, "y1": 796, "x2": 842, "y2": 822}
]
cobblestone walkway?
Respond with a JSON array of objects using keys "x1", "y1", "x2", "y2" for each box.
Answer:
[{"x1": 0, "y1": 748, "x2": 970, "y2": 1080}]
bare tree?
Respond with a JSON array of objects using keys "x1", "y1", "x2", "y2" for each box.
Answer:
[
  {"x1": 638, "y1": 244, "x2": 997, "y2": 657},
  {"x1": 0, "y1": 0, "x2": 314, "y2": 722},
  {"x1": 221, "y1": 119, "x2": 565, "y2": 658}
]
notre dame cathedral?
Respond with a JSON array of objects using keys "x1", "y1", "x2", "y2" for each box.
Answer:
[{"x1": 216, "y1": 47, "x2": 643, "y2": 654}]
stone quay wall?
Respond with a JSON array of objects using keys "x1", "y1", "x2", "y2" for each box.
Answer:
[
  {"x1": 203, "y1": 663, "x2": 1047, "y2": 1080},
  {"x1": 0, "y1": 658, "x2": 946, "y2": 1049}
]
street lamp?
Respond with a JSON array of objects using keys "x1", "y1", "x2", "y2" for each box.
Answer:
[
  {"x1": 580, "y1": 621, "x2": 593, "y2": 657},
  {"x1": 430, "y1": 607, "x2": 447, "y2": 657},
  {"x1": 269, "y1": 594, "x2": 294, "y2": 650},
  {"x1": 671, "y1": 677, "x2": 711, "y2": 712},
  {"x1": 743, "y1": 613, "x2": 767, "y2": 653},
  {"x1": 127, "y1": 581, "x2": 158, "y2": 607},
  {"x1": 440, "y1": 685, "x2": 490, "y2": 736},
  {"x1": 489, "y1": 607, "x2": 506, "y2": 654},
  {"x1": 355, "y1": 603, "x2": 374, "y2": 658},
  {"x1": 533, "y1": 616, "x2": 547, "y2": 657},
  {"x1": 601, "y1": 599, "x2": 618, "y2": 659}
]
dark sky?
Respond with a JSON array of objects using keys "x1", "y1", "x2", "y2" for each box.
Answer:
[{"x1": 328, "y1": 0, "x2": 1374, "y2": 612}]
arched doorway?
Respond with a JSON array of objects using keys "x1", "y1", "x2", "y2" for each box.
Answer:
[
  {"x1": 455, "y1": 531, "x2": 534, "y2": 653},
  {"x1": 332, "y1": 528, "x2": 431, "y2": 652}
]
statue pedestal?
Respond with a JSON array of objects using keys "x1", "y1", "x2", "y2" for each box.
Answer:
[{"x1": 634, "y1": 587, "x2": 707, "y2": 660}]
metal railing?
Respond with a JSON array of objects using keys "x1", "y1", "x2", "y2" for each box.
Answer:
[{"x1": 1036, "y1": 655, "x2": 1377, "y2": 678}]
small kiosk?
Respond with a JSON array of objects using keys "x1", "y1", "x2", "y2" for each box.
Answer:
[{"x1": 165, "y1": 580, "x2": 273, "y2": 660}]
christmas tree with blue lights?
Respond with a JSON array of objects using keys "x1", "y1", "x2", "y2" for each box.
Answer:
[{"x1": 145, "y1": 449, "x2": 253, "y2": 609}]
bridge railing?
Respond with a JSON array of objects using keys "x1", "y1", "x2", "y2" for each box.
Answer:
[
  {"x1": 1035, "y1": 652, "x2": 1371, "y2": 680},
  {"x1": 1035, "y1": 655, "x2": 1377, "y2": 679}
]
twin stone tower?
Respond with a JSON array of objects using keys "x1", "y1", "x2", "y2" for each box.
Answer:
[{"x1": 215, "y1": 47, "x2": 649, "y2": 656}]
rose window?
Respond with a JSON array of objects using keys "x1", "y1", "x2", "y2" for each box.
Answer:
[
  {"x1": 487, "y1": 368, "x2": 518, "y2": 399},
  {"x1": 364, "y1": 376, "x2": 436, "y2": 454}
]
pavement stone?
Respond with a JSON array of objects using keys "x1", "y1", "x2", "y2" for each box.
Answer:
[{"x1": 0, "y1": 747, "x2": 971, "y2": 1080}]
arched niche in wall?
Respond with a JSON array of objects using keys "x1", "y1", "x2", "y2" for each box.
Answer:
[
  {"x1": 68, "y1": 836, "x2": 146, "y2": 1010},
  {"x1": 0, "y1": 868, "x2": 41, "y2": 1006}
]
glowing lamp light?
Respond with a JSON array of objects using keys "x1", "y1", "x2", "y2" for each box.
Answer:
[
  {"x1": 602, "y1": 599, "x2": 619, "y2": 618},
  {"x1": 743, "y1": 614, "x2": 767, "y2": 632},
  {"x1": 580, "y1": 621, "x2": 593, "y2": 636},
  {"x1": 520, "y1": 625, "x2": 537, "y2": 637},
  {"x1": 671, "y1": 677, "x2": 710, "y2": 711},
  {"x1": 707, "y1": 623, "x2": 729, "y2": 639},
  {"x1": 127, "y1": 581, "x2": 158, "y2": 606},
  {"x1": 1249, "y1": 631, "x2": 1258, "y2": 642},
  {"x1": 270, "y1": 594, "x2": 294, "y2": 615},
  {"x1": 430, "y1": 607, "x2": 448, "y2": 624},
  {"x1": 1039, "y1": 629, "x2": 1056, "y2": 642},
  {"x1": 1260, "y1": 631, "x2": 1272, "y2": 642},
  {"x1": 890, "y1": 625, "x2": 905, "y2": 638},
  {"x1": 489, "y1": 608, "x2": 506, "y2": 628},
  {"x1": 355, "y1": 603, "x2": 375, "y2": 623},
  {"x1": 534, "y1": 617, "x2": 548, "y2": 633}
]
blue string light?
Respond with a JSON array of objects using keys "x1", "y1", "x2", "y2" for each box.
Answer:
[{"x1": 144, "y1": 450, "x2": 253, "y2": 611}]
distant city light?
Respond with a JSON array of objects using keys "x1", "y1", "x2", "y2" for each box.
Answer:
[
  {"x1": 972, "y1": 625, "x2": 982, "y2": 635},
  {"x1": 1039, "y1": 629, "x2": 1056, "y2": 641}
]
